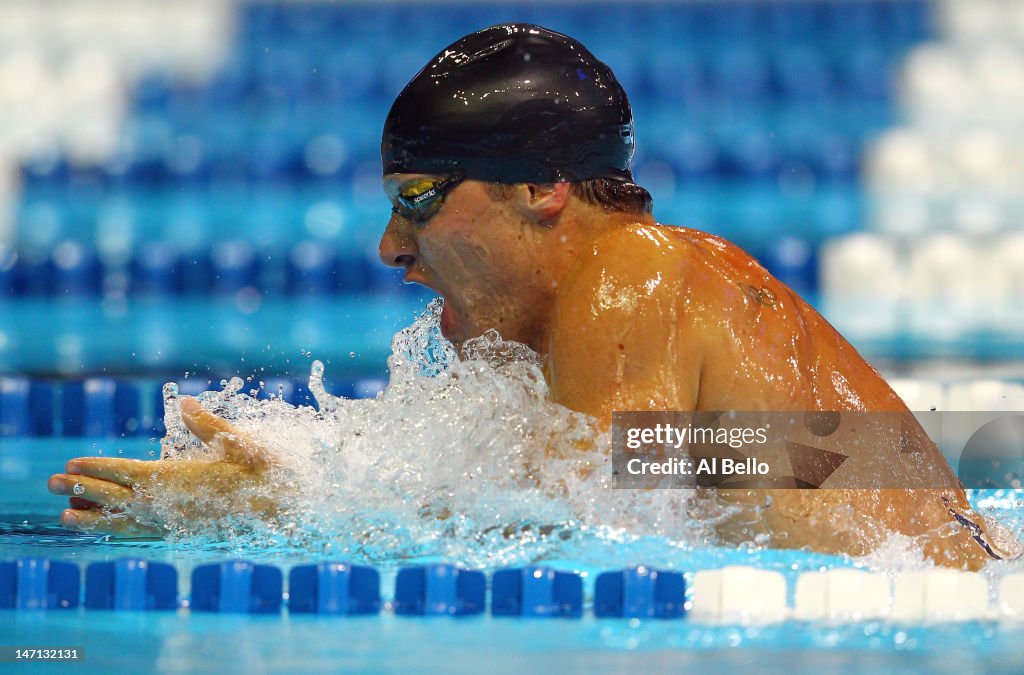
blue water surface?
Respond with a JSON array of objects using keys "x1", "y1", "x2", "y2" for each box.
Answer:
[{"x1": 3, "y1": 439, "x2": 1024, "y2": 674}]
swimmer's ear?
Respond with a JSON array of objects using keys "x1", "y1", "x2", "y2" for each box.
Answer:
[{"x1": 512, "y1": 183, "x2": 571, "y2": 225}]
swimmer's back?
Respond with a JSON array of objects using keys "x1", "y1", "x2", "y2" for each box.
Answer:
[{"x1": 547, "y1": 222, "x2": 907, "y2": 419}]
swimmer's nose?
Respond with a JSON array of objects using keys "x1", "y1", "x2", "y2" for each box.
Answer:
[{"x1": 378, "y1": 219, "x2": 417, "y2": 269}]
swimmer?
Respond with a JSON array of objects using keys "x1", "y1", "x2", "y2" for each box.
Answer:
[{"x1": 48, "y1": 24, "x2": 1015, "y2": 568}]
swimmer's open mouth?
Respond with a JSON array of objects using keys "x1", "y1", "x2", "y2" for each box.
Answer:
[
  {"x1": 402, "y1": 272, "x2": 432, "y2": 290},
  {"x1": 403, "y1": 272, "x2": 446, "y2": 301}
]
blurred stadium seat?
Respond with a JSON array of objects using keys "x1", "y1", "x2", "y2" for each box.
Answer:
[{"x1": 0, "y1": 0, "x2": 1020, "y2": 394}]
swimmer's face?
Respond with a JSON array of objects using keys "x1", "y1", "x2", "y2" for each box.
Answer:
[{"x1": 379, "y1": 173, "x2": 554, "y2": 348}]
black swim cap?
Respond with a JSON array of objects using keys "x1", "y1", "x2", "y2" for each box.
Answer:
[{"x1": 382, "y1": 23, "x2": 636, "y2": 184}]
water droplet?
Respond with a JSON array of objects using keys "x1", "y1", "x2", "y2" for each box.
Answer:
[
  {"x1": 72, "y1": 483, "x2": 85, "y2": 496},
  {"x1": 308, "y1": 359, "x2": 337, "y2": 413}
]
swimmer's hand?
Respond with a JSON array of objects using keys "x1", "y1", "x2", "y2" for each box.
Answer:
[{"x1": 47, "y1": 397, "x2": 278, "y2": 538}]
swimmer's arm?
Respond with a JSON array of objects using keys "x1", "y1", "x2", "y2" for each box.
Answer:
[
  {"x1": 719, "y1": 419, "x2": 1001, "y2": 569},
  {"x1": 742, "y1": 487, "x2": 998, "y2": 570},
  {"x1": 546, "y1": 226, "x2": 702, "y2": 423},
  {"x1": 47, "y1": 398, "x2": 281, "y2": 537}
]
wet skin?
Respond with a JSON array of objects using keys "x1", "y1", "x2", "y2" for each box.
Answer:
[
  {"x1": 48, "y1": 398, "x2": 278, "y2": 537},
  {"x1": 50, "y1": 175, "x2": 1011, "y2": 568},
  {"x1": 379, "y1": 174, "x2": 1010, "y2": 569},
  {"x1": 544, "y1": 221, "x2": 1006, "y2": 569}
]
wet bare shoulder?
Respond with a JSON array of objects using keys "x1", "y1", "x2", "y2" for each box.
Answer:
[
  {"x1": 561, "y1": 223, "x2": 699, "y2": 297},
  {"x1": 547, "y1": 222, "x2": 705, "y2": 418}
]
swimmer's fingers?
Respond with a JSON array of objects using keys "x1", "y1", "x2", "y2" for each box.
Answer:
[
  {"x1": 180, "y1": 397, "x2": 238, "y2": 442},
  {"x1": 63, "y1": 457, "x2": 153, "y2": 487},
  {"x1": 180, "y1": 397, "x2": 271, "y2": 468},
  {"x1": 60, "y1": 508, "x2": 162, "y2": 538},
  {"x1": 48, "y1": 474, "x2": 135, "y2": 509}
]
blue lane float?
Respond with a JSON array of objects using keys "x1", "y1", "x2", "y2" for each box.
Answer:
[
  {"x1": 393, "y1": 564, "x2": 485, "y2": 617},
  {"x1": 29, "y1": 380, "x2": 55, "y2": 436},
  {"x1": 0, "y1": 378, "x2": 54, "y2": 437},
  {"x1": 0, "y1": 376, "x2": 394, "y2": 437},
  {"x1": 60, "y1": 378, "x2": 123, "y2": 437},
  {"x1": 0, "y1": 377, "x2": 31, "y2": 437},
  {"x1": 0, "y1": 558, "x2": 79, "y2": 610},
  {"x1": 288, "y1": 563, "x2": 381, "y2": 615},
  {"x1": 191, "y1": 561, "x2": 282, "y2": 614},
  {"x1": 491, "y1": 567, "x2": 583, "y2": 618},
  {"x1": 594, "y1": 566, "x2": 686, "y2": 619},
  {"x1": 60, "y1": 378, "x2": 142, "y2": 437},
  {"x1": 85, "y1": 559, "x2": 178, "y2": 611}
]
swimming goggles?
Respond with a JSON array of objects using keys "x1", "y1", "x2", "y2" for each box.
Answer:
[{"x1": 392, "y1": 174, "x2": 466, "y2": 225}]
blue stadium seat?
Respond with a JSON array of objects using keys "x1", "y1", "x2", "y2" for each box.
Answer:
[
  {"x1": 131, "y1": 242, "x2": 181, "y2": 296},
  {"x1": 774, "y1": 46, "x2": 833, "y2": 101},
  {"x1": 0, "y1": 246, "x2": 16, "y2": 294},
  {"x1": 764, "y1": 236, "x2": 818, "y2": 296},
  {"x1": 134, "y1": 74, "x2": 174, "y2": 115},
  {"x1": 766, "y1": 0, "x2": 821, "y2": 41},
  {"x1": 50, "y1": 242, "x2": 102, "y2": 297},
  {"x1": 711, "y1": 45, "x2": 771, "y2": 102},
  {"x1": 201, "y1": 56, "x2": 250, "y2": 107},
  {"x1": 646, "y1": 50, "x2": 706, "y2": 102},
  {"x1": 19, "y1": 156, "x2": 72, "y2": 192},
  {"x1": 13, "y1": 254, "x2": 52, "y2": 296},
  {"x1": 841, "y1": 46, "x2": 893, "y2": 100},
  {"x1": 209, "y1": 241, "x2": 259, "y2": 294},
  {"x1": 0, "y1": 0, "x2": 933, "y2": 317},
  {"x1": 336, "y1": 249, "x2": 373, "y2": 294},
  {"x1": 317, "y1": 49, "x2": 378, "y2": 102},
  {"x1": 812, "y1": 133, "x2": 859, "y2": 183},
  {"x1": 884, "y1": 0, "x2": 930, "y2": 43},
  {"x1": 665, "y1": 130, "x2": 721, "y2": 182},
  {"x1": 287, "y1": 241, "x2": 337, "y2": 295},
  {"x1": 709, "y1": 1, "x2": 763, "y2": 43},
  {"x1": 826, "y1": 2, "x2": 880, "y2": 43},
  {"x1": 722, "y1": 130, "x2": 781, "y2": 182},
  {"x1": 173, "y1": 250, "x2": 213, "y2": 295}
]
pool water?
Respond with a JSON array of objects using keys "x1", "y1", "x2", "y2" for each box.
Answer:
[{"x1": 4, "y1": 438, "x2": 1024, "y2": 673}]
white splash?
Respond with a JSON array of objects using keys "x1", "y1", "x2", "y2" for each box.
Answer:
[
  {"x1": 150, "y1": 299, "x2": 711, "y2": 566},
  {"x1": 147, "y1": 298, "x2": 1024, "y2": 572}
]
